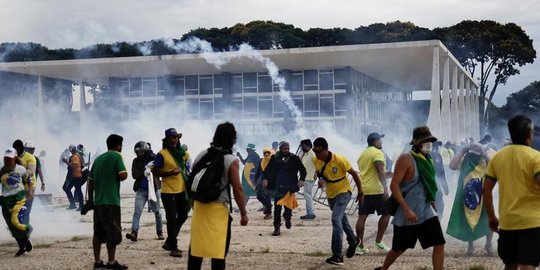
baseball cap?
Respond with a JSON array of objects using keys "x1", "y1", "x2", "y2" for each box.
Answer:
[
  {"x1": 367, "y1": 132, "x2": 385, "y2": 145},
  {"x1": 4, "y1": 147, "x2": 17, "y2": 159}
]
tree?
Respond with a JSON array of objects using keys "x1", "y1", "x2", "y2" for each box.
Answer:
[
  {"x1": 435, "y1": 20, "x2": 536, "y2": 133},
  {"x1": 500, "y1": 81, "x2": 540, "y2": 123}
]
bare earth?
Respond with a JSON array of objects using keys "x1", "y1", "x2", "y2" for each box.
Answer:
[{"x1": 0, "y1": 195, "x2": 504, "y2": 270}]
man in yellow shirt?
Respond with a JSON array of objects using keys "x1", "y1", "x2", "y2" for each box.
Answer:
[
  {"x1": 484, "y1": 115, "x2": 540, "y2": 269},
  {"x1": 313, "y1": 137, "x2": 363, "y2": 266},
  {"x1": 12, "y1": 140, "x2": 36, "y2": 225},
  {"x1": 356, "y1": 132, "x2": 391, "y2": 254}
]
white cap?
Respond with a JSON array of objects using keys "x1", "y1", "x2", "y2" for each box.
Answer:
[
  {"x1": 24, "y1": 141, "x2": 35, "y2": 149},
  {"x1": 4, "y1": 147, "x2": 17, "y2": 158}
]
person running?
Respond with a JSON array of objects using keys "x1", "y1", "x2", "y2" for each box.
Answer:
[
  {"x1": 375, "y1": 126, "x2": 445, "y2": 270},
  {"x1": 62, "y1": 144, "x2": 78, "y2": 210},
  {"x1": 356, "y1": 132, "x2": 391, "y2": 254},
  {"x1": 188, "y1": 122, "x2": 249, "y2": 270},
  {"x1": 1, "y1": 147, "x2": 34, "y2": 256},
  {"x1": 483, "y1": 115, "x2": 540, "y2": 269},
  {"x1": 313, "y1": 137, "x2": 363, "y2": 266},
  {"x1": 69, "y1": 144, "x2": 85, "y2": 211},
  {"x1": 87, "y1": 134, "x2": 128, "y2": 269},
  {"x1": 447, "y1": 143, "x2": 493, "y2": 255},
  {"x1": 254, "y1": 148, "x2": 273, "y2": 219},
  {"x1": 12, "y1": 140, "x2": 36, "y2": 224},
  {"x1": 299, "y1": 139, "x2": 317, "y2": 220},
  {"x1": 24, "y1": 142, "x2": 46, "y2": 194},
  {"x1": 153, "y1": 128, "x2": 190, "y2": 257},
  {"x1": 263, "y1": 141, "x2": 306, "y2": 236},
  {"x1": 125, "y1": 141, "x2": 164, "y2": 242}
]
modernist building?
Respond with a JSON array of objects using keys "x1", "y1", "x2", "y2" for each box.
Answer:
[{"x1": 0, "y1": 40, "x2": 480, "y2": 142}]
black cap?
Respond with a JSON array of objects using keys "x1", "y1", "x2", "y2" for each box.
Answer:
[{"x1": 367, "y1": 132, "x2": 384, "y2": 145}]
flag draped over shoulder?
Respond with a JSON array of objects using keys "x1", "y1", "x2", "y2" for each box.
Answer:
[{"x1": 446, "y1": 152, "x2": 490, "y2": 241}]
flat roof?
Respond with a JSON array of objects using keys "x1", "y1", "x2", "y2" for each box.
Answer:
[{"x1": 0, "y1": 40, "x2": 478, "y2": 89}]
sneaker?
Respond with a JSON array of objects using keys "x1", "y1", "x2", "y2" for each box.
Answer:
[
  {"x1": 157, "y1": 232, "x2": 165, "y2": 240},
  {"x1": 263, "y1": 214, "x2": 272, "y2": 220},
  {"x1": 93, "y1": 261, "x2": 106, "y2": 270},
  {"x1": 125, "y1": 232, "x2": 138, "y2": 242},
  {"x1": 300, "y1": 214, "x2": 316, "y2": 220},
  {"x1": 325, "y1": 256, "x2": 344, "y2": 266},
  {"x1": 374, "y1": 241, "x2": 390, "y2": 252},
  {"x1": 15, "y1": 248, "x2": 26, "y2": 257},
  {"x1": 105, "y1": 261, "x2": 128, "y2": 269},
  {"x1": 169, "y1": 249, "x2": 182, "y2": 258},
  {"x1": 346, "y1": 239, "x2": 359, "y2": 258},
  {"x1": 25, "y1": 240, "x2": 32, "y2": 252},
  {"x1": 355, "y1": 245, "x2": 369, "y2": 255},
  {"x1": 285, "y1": 219, "x2": 292, "y2": 229}
]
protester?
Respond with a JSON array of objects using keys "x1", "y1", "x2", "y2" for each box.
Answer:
[
  {"x1": 236, "y1": 143, "x2": 260, "y2": 207},
  {"x1": 375, "y1": 126, "x2": 445, "y2": 270},
  {"x1": 0, "y1": 147, "x2": 34, "y2": 256},
  {"x1": 447, "y1": 142, "x2": 493, "y2": 255},
  {"x1": 24, "y1": 142, "x2": 46, "y2": 193},
  {"x1": 313, "y1": 137, "x2": 363, "y2": 266},
  {"x1": 299, "y1": 139, "x2": 317, "y2": 220},
  {"x1": 153, "y1": 128, "x2": 190, "y2": 257},
  {"x1": 188, "y1": 122, "x2": 249, "y2": 270},
  {"x1": 87, "y1": 134, "x2": 128, "y2": 269},
  {"x1": 125, "y1": 141, "x2": 164, "y2": 242},
  {"x1": 483, "y1": 115, "x2": 540, "y2": 269},
  {"x1": 356, "y1": 132, "x2": 391, "y2": 254},
  {"x1": 253, "y1": 148, "x2": 273, "y2": 219},
  {"x1": 62, "y1": 144, "x2": 77, "y2": 210},
  {"x1": 12, "y1": 140, "x2": 36, "y2": 224},
  {"x1": 431, "y1": 141, "x2": 449, "y2": 220},
  {"x1": 263, "y1": 141, "x2": 306, "y2": 236}
]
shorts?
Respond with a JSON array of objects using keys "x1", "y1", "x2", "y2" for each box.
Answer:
[
  {"x1": 358, "y1": 194, "x2": 388, "y2": 216},
  {"x1": 498, "y1": 227, "x2": 540, "y2": 266},
  {"x1": 93, "y1": 205, "x2": 122, "y2": 245},
  {"x1": 391, "y1": 217, "x2": 445, "y2": 252}
]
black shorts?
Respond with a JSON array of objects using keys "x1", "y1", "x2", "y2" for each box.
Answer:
[
  {"x1": 498, "y1": 227, "x2": 540, "y2": 266},
  {"x1": 392, "y1": 217, "x2": 445, "y2": 252},
  {"x1": 358, "y1": 194, "x2": 389, "y2": 216},
  {"x1": 94, "y1": 205, "x2": 122, "y2": 245}
]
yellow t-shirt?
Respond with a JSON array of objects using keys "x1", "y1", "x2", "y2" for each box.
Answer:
[
  {"x1": 19, "y1": 152, "x2": 37, "y2": 188},
  {"x1": 357, "y1": 146, "x2": 386, "y2": 195},
  {"x1": 485, "y1": 145, "x2": 540, "y2": 230},
  {"x1": 158, "y1": 149, "x2": 190, "y2": 194},
  {"x1": 313, "y1": 152, "x2": 353, "y2": 199}
]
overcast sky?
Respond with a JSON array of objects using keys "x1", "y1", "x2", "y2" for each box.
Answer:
[{"x1": 0, "y1": 0, "x2": 538, "y2": 106}]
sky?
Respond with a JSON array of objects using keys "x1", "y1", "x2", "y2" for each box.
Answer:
[{"x1": 0, "y1": 0, "x2": 538, "y2": 106}]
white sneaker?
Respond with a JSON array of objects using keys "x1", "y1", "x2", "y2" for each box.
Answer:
[
  {"x1": 355, "y1": 245, "x2": 369, "y2": 255},
  {"x1": 374, "y1": 241, "x2": 390, "y2": 252}
]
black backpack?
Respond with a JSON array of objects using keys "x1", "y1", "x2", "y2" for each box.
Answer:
[{"x1": 188, "y1": 147, "x2": 228, "y2": 203}]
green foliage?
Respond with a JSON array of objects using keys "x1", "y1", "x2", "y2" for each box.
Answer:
[{"x1": 501, "y1": 81, "x2": 540, "y2": 123}]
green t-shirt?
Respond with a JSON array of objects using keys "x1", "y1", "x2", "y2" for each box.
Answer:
[{"x1": 89, "y1": 150, "x2": 126, "y2": 206}]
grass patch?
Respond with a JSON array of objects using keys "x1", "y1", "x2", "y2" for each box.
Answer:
[
  {"x1": 70, "y1": 236, "x2": 86, "y2": 242},
  {"x1": 296, "y1": 223, "x2": 304, "y2": 227},
  {"x1": 305, "y1": 250, "x2": 326, "y2": 257},
  {"x1": 35, "y1": 243, "x2": 54, "y2": 248}
]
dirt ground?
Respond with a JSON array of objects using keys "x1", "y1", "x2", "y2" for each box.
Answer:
[{"x1": 0, "y1": 195, "x2": 504, "y2": 270}]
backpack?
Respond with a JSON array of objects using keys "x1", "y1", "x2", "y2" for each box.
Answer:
[{"x1": 188, "y1": 147, "x2": 228, "y2": 203}]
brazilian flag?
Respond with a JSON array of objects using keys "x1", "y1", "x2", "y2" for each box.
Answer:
[
  {"x1": 241, "y1": 154, "x2": 259, "y2": 197},
  {"x1": 446, "y1": 152, "x2": 490, "y2": 241}
]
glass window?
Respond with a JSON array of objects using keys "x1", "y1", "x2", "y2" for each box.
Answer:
[
  {"x1": 258, "y1": 76, "x2": 272, "y2": 93},
  {"x1": 273, "y1": 96, "x2": 285, "y2": 113},
  {"x1": 200, "y1": 78, "x2": 213, "y2": 95},
  {"x1": 304, "y1": 94, "x2": 319, "y2": 111},
  {"x1": 185, "y1": 75, "x2": 198, "y2": 89},
  {"x1": 143, "y1": 79, "x2": 156, "y2": 97},
  {"x1": 200, "y1": 101, "x2": 213, "y2": 120},
  {"x1": 319, "y1": 73, "x2": 334, "y2": 90},
  {"x1": 258, "y1": 99, "x2": 273, "y2": 118},
  {"x1": 157, "y1": 77, "x2": 167, "y2": 90},
  {"x1": 130, "y1": 78, "x2": 142, "y2": 92},
  {"x1": 334, "y1": 69, "x2": 348, "y2": 84},
  {"x1": 173, "y1": 78, "x2": 184, "y2": 96},
  {"x1": 291, "y1": 74, "x2": 303, "y2": 92},
  {"x1": 231, "y1": 99, "x2": 243, "y2": 118},
  {"x1": 304, "y1": 70, "x2": 318, "y2": 85},
  {"x1": 335, "y1": 93, "x2": 348, "y2": 111},
  {"x1": 243, "y1": 73, "x2": 257, "y2": 88},
  {"x1": 304, "y1": 111, "x2": 319, "y2": 117},
  {"x1": 118, "y1": 81, "x2": 129, "y2": 97},
  {"x1": 232, "y1": 75, "x2": 242, "y2": 94},
  {"x1": 293, "y1": 97, "x2": 304, "y2": 114},
  {"x1": 186, "y1": 99, "x2": 199, "y2": 115},
  {"x1": 304, "y1": 85, "x2": 318, "y2": 91},
  {"x1": 214, "y1": 74, "x2": 225, "y2": 89},
  {"x1": 214, "y1": 97, "x2": 224, "y2": 114},
  {"x1": 320, "y1": 97, "x2": 334, "y2": 116},
  {"x1": 244, "y1": 97, "x2": 257, "y2": 114}
]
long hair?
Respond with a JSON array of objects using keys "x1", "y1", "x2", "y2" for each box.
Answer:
[{"x1": 212, "y1": 122, "x2": 237, "y2": 151}]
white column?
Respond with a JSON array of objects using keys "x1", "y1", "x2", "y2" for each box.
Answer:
[
  {"x1": 474, "y1": 87, "x2": 481, "y2": 140},
  {"x1": 451, "y1": 66, "x2": 459, "y2": 143},
  {"x1": 426, "y1": 47, "x2": 441, "y2": 136},
  {"x1": 36, "y1": 76, "x2": 45, "y2": 143},
  {"x1": 458, "y1": 74, "x2": 465, "y2": 142},
  {"x1": 464, "y1": 80, "x2": 471, "y2": 137},
  {"x1": 80, "y1": 81, "x2": 86, "y2": 140},
  {"x1": 440, "y1": 57, "x2": 451, "y2": 142}
]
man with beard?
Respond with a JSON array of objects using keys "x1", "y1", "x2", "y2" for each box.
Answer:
[{"x1": 263, "y1": 141, "x2": 306, "y2": 236}]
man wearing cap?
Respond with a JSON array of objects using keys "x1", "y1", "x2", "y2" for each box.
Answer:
[
  {"x1": 24, "y1": 142, "x2": 46, "y2": 194},
  {"x1": 1, "y1": 147, "x2": 34, "y2": 256},
  {"x1": 375, "y1": 126, "x2": 445, "y2": 270},
  {"x1": 153, "y1": 128, "x2": 190, "y2": 257},
  {"x1": 356, "y1": 132, "x2": 391, "y2": 254},
  {"x1": 263, "y1": 141, "x2": 306, "y2": 236},
  {"x1": 12, "y1": 140, "x2": 36, "y2": 225},
  {"x1": 299, "y1": 139, "x2": 317, "y2": 220},
  {"x1": 236, "y1": 143, "x2": 261, "y2": 207}
]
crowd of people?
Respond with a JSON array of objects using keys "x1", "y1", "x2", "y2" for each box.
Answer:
[{"x1": 1, "y1": 115, "x2": 539, "y2": 270}]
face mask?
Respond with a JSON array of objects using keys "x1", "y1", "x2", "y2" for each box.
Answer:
[{"x1": 420, "y1": 142, "x2": 433, "y2": 154}]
